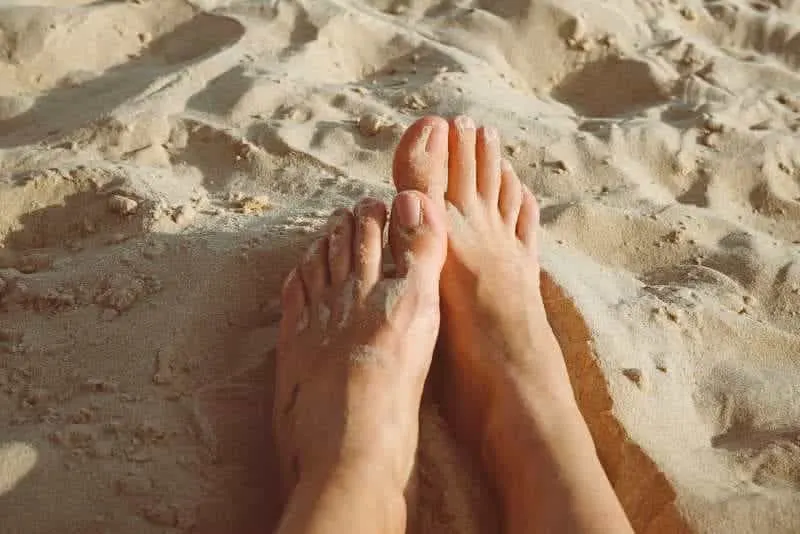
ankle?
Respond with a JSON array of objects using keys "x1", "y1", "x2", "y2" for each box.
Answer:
[
  {"x1": 482, "y1": 393, "x2": 595, "y2": 504},
  {"x1": 282, "y1": 462, "x2": 408, "y2": 534},
  {"x1": 483, "y1": 397, "x2": 634, "y2": 534},
  {"x1": 483, "y1": 387, "x2": 589, "y2": 457}
]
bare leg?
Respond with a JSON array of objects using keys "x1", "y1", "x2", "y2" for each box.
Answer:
[
  {"x1": 393, "y1": 116, "x2": 634, "y2": 534},
  {"x1": 273, "y1": 192, "x2": 447, "y2": 534}
]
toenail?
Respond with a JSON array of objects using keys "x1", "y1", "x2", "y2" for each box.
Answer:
[
  {"x1": 417, "y1": 125, "x2": 433, "y2": 146},
  {"x1": 354, "y1": 198, "x2": 386, "y2": 220},
  {"x1": 355, "y1": 198, "x2": 377, "y2": 215},
  {"x1": 483, "y1": 126, "x2": 498, "y2": 141},
  {"x1": 330, "y1": 212, "x2": 348, "y2": 237},
  {"x1": 327, "y1": 209, "x2": 349, "y2": 231},
  {"x1": 455, "y1": 115, "x2": 475, "y2": 131},
  {"x1": 395, "y1": 193, "x2": 422, "y2": 229}
]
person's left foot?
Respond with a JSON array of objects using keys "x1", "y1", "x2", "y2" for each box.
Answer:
[{"x1": 273, "y1": 192, "x2": 447, "y2": 531}]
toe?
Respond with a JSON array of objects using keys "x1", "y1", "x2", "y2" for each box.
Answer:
[
  {"x1": 498, "y1": 159, "x2": 523, "y2": 227},
  {"x1": 447, "y1": 115, "x2": 478, "y2": 210},
  {"x1": 476, "y1": 126, "x2": 502, "y2": 205},
  {"x1": 353, "y1": 197, "x2": 388, "y2": 301},
  {"x1": 327, "y1": 208, "x2": 355, "y2": 289},
  {"x1": 516, "y1": 186, "x2": 540, "y2": 250},
  {"x1": 299, "y1": 236, "x2": 331, "y2": 323},
  {"x1": 393, "y1": 116, "x2": 449, "y2": 206},
  {"x1": 389, "y1": 190, "x2": 447, "y2": 283},
  {"x1": 278, "y1": 268, "x2": 307, "y2": 345}
]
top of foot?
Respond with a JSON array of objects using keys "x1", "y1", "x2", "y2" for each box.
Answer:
[
  {"x1": 274, "y1": 191, "x2": 446, "y2": 506},
  {"x1": 392, "y1": 114, "x2": 576, "y2": 454}
]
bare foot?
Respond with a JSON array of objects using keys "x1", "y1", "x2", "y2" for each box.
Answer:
[
  {"x1": 273, "y1": 192, "x2": 447, "y2": 534},
  {"x1": 393, "y1": 115, "x2": 576, "y2": 445},
  {"x1": 393, "y1": 116, "x2": 632, "y2": 534}
]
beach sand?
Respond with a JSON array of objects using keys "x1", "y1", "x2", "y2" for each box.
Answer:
[{"x1": 1, "y1": 0, "x2": 799, "y2": 532}]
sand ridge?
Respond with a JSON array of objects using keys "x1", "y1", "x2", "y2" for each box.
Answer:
[{"x1": 0, "y1": 0, "x2": 799, "y2": 532}]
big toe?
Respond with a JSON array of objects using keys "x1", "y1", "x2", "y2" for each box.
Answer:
[
  {"x1": 392, "y1": 116, "x2": 449, "y2": 206},
  {"x1": 389, "y1": 190, "x2": 447, "y2": 289}
]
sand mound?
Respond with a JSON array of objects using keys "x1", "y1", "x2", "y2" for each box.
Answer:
[{"x1": 1, "y1": 0, "x2": 799, "y2": 532}]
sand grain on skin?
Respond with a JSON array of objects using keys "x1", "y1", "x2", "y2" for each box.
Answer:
[{"x1": 0, "y1": 0, "x2": 799, "y2": 533}]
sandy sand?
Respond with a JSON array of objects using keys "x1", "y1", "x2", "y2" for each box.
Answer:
[{"x1": 1, "y1": 0, "x2": 799, "y2": 532}]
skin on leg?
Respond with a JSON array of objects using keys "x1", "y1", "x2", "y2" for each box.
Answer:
[
  {"x1": 393, "y1": 116, "x2": 634, "y2": 534},
  {"x1": 273, "y1": 192, "x2": 447, "y2": 534}
]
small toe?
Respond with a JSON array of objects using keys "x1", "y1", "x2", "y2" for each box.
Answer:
[
  {"x1": 447, "y1": 115, "x2": 478, "y2": 210},
  {"x1": 299, "y1": 236, "x2": 330, "y2": 320},
  {"x1": 353, "y1": 197, "x2": 388, "y2": 301},
  {"x1": 393, "y1": 116, "x2": 449, "y2": 206},
  {"x1": 278, "y1": 268, "x2": 307, "y2": 344},
  {"x1": 475, "y1": 126, "x2": 502, "y2": 205},
  {"x1": 327, "y1": 208, "x2": 355, "y2": 289},
  {"x1": 498, "y1": 159, "x2": 523, "y2": 227},
  {"x1": 516, "y1": 186, "x2": 540, "y2": 249}
]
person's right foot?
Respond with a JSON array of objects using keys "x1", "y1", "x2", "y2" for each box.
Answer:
[
  {"x1": 392, "y1": 115, "x2": 586, "y2": 493},
  {"x1": 395, "y1": 114, "x2": 635, "y2": 534}
]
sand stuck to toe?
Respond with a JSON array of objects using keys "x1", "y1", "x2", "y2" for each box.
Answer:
[{"x1": 1, "y1": 0, "x2": 799, "y2": 533}]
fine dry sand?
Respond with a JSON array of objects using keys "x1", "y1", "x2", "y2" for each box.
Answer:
[{"x1": 1, "y1": 0, "x2": 799, "y2": 532}]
